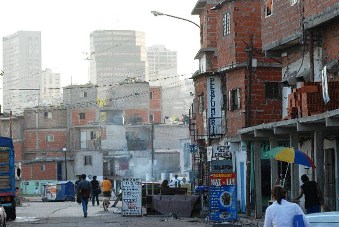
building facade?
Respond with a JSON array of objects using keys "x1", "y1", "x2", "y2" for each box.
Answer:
[
  {"x1": 39, "y1": 68, "x2": 62, "y2": 106},
  {"x1": 89, "y1": 30, "x2": 148, "y2": 87},
  {"x1": 190, "y1": 0, "x2": 282, "y2": 215},
  {"x1": 190, "y1": 0, "x2": 338, "y2": 217},
  {"x1": 2, "y1": 31, "x2": 41, "y2": 114}
]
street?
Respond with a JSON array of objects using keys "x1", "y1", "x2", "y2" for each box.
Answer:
[{"x1": 7, "y1": 199, "x2": 212, "y2": 227}]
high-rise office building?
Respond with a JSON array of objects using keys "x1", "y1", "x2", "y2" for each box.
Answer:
[
  {"x1": 89, "y1": 30, "x2": 148, "y2": 87},
  {"x1": 2, "y1": 31, "x2": 41, "y2": 114},
  {"x1": 39, "y1": 68, "x2": 62, "y2": 106},
  {"x1": 147, "y1": 45, "x2": 191, "y2": 119},
  {"x1": 147, "y1": 45, "x2": 177, "y2": 86}
]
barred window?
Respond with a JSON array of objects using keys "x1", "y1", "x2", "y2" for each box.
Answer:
[
  {"x1": 79, "y1": 113, "x2": 86, "y2": 119},
  {"x1": 222, "y1": 12, "x2": 231, "y2": 36},
  {"x1": 228, "y1": 88, "x2": 241, "y2": 111},
  {"x1": 265, "y1": 82, "x2": 281, "y2": 100},
  {"x1": 84, "y1": 155, "x2": 92, "y2": 166}
]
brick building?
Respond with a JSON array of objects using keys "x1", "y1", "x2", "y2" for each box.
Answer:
[
  {"x1": 3, "y1": 80, "x2": 171, "y2": 194},
  {"x1": 237, "y1": 0, "x2": 339, "y2": 217},
  {"x1": 190, "y1": 0, "x2": 282, "y2": 213}
]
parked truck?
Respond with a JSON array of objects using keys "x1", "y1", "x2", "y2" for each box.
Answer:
[{"x1": 0, "y1": 136, "x2": 16, "y2": 220}]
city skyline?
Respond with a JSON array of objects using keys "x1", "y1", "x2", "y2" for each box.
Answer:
[{"x1": 0, "y1": 1, "x2": 199, "y2": 95}]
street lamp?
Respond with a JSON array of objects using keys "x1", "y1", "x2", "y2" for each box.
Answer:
[
  {"x1": 151, "y1": 11, "x2": 200, "y2": 28},
  {"x1": 63, "y1": 147, "x2": 67, "y2": 181}
]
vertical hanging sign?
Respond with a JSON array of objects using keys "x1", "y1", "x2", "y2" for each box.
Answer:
[
  {"x1": 207, "y1": 76, "x2": 222, "y2": 138},
  {"x1": 122, "y1": 178, "x2": 142, "y2": 216}
]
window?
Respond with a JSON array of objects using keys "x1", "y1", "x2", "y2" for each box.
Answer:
[
  {"x1": 149, "y1": 91, "x2": 153, "y2": 99},
  {"x1": 79, "y1": 113, "x2": 86, "y2": 119},
  {"x1": 44, "y1": 111, "x2": 52, "y2": 119},
  {"x1": 198, "y1": 95, "x2": 204, "y2": 113},
  {"x1": 290, "y1": 0, "x2": 298, "y2": 5},
  {"x1": 45, "y1": 134, "x2": 54, "y2": 142},
  {"x1": 228, "y1": 88, "x2": 241, "y2": 111},
  {"x1": 90, "y1": 131, "x2": 97, "y2": 140},
  {"x1": 80, "y1": 92, "x2": 87, "y2": 98},
  {"x1": 266, "y1": 0, "x2": 273, "y2": 17},
  {"x1": 149, "y1": 114, "x2": 154, "y2": 122},
  {"x1": 40, "y1": 165, "x2": 45, "y2": 171},
  {"x1": 222, "y1": 12, "x2": 231, "y2": 36},
  {"x1": 84, "y1": 155, "x2": 92, "y2": 165},
  {"x1": 265, "y1": 82, "x2": 281, "y2": 99}
]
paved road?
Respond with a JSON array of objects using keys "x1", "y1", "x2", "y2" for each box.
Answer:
[{"x1": 7, "y1": 200, "x2": 212, "y2": 227}]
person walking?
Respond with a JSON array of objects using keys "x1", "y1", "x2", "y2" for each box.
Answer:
[
  {"x1": 90, "y1": 176, "x2": 100, "y2": 206},
  {"x1": 293, "y1": 174, "x2": 323, "y2": 214},
  {"x1": 75, "y1": 175, "x2": 82, "y2": 204},
  {"x1": 77, "y1": 174, "x2": 92, "y2": 217},
  {"x1": 101, "y1": 177, "x2": 112, "y2": 201},
  {"x1": 264, "y1": 185, "x2": 309, "y2": 227}
]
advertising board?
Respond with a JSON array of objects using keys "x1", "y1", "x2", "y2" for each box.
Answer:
[
  {"x1": 209, "y1": 173, "x2": 237, "y2": 222},
  {"x1": 122, "y1": 178, "x2": 142, "y2": 216}
]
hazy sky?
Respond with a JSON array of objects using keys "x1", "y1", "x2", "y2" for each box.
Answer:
[{"x1": 0, "y1": 0, "x2": 200, "y2": 89}]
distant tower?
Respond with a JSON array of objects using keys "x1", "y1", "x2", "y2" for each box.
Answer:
[
  {"x1": 39, "y1": 68, "x2": 62, "y2": 106},
  {"x1": 147, "y1": 45, "x2": 177, "y2": 86},
  {"x1": 2, "y1": 31, "x2": 41, "y2": 114},
  {"x1": 89, "y1": 30, "x2": 148, "y2": 86}
]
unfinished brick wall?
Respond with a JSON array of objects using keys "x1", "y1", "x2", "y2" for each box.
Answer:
[
  {"x1": 215, "y1": 1, "x2": 262, "y2": 67},
  {"x1": 71, "y1": 109, "x2": 97, "y2": 126},
  {"x1": 322, "y1": 21, "x2": 339, "y2": 61},
  {"x1": 200, "y1": 5, "x2": 218, "y2": 49},
  {"x1": 261, "y1": 0, "x2": 302, "y2": 50},
  {"x1": 226, "y1": 67, "x2": 282, "y2": 136},
  {"x1": 304, "y1": 0, "x2": 338, "y2": 18},
  {"x1": 23, "y1": 130, "x2": 67, "y2": 152},
  {"x1": 287, "y1": 82, "x2": 339, "y2": 119},
  {"x1": 21, "y1": 162, "x2": 57, "y2": 180}
]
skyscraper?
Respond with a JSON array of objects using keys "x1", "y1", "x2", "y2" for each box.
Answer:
[
  {"x1": 89, "y1": 30, "x2": 148, "y2": 87},
  {"x1": 39, "y1": 68, "x2": 62, "y2": 106},
  {"x1": 2, "y1": 31, "x2": 41, "y2": 114},
  {"x1": 147, "y1": 45, "x2": 177, "y2": 86}
]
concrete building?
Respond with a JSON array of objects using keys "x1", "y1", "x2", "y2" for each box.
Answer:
[
  {"x1": 147, "y1": 45, "x2": 193, "y2": 119},
  {"x1": 147, "y1": 45, "x2": 177, "y2": 86},
  {"x1": 39, "y1": 68, "x2": 62, "y2": 106},
  {"x1": 89, "y1": 30, "x2": 148, "y2": 87},
  {"x1": 2, "y1": 31, "x2": 41, "y2": 114}
]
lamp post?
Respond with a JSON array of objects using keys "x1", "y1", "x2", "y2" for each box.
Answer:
[
  {"x1": 63, "y1": 147, "x2": 67, "y2": 181},
  {"x1": 151, "y1": 11, "x2": 200, "y2": 28}
]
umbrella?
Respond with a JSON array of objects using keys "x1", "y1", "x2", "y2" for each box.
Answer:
[
  {"x1": 264, "y1": 147, "x2": 316, "y2": 186},
  {"x1": 264, "y1": 146, "x2": 316, "y2": 169}
]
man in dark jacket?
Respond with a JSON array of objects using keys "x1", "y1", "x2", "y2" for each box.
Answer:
[
  {"x1": 293, "y1": 174, "x2": 322, "y2": 214},
  {"x1": 90, "y1": 176, "x2": 100, "y2": 206},
  {"x1": 75, "y1": 175, "x2": 82, "y2": 204},
  {"x1": 77, "y1": 174, "x2": 92, "y2": 217}
]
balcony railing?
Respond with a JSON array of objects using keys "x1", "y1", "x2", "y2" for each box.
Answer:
[{"x1": 208, "y1": 116, "x2": 226, "y2": 139}]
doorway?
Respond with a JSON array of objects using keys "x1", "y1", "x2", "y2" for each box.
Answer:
[{"x1": 324, "y1": 148, "x2": 335, "y2": 210}]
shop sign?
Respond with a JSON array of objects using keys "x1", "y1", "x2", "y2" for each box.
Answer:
[{"x1": 210, "y1": 172, "x2": 236, "y2": 186}]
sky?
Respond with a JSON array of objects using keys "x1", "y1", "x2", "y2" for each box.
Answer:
[{"x1": 0, "y1": 0, "x2": 200, "y2": 104}]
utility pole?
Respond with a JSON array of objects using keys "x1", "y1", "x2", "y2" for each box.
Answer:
[
  {"x1": 245, "y1": 34, "x2": 254, "y2": 217},
  {"x1": 9, "y1": 111, "x2": 13, "y2": 139},
  {"x1": 151, "y1": 123, "x2": 154, "y2": 180}
]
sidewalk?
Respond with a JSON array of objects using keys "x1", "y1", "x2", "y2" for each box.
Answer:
[
  {"x1": 23, "y1": 196, "x2": 265, "y2": 226},
  {"x1": 238, "y1": 213, "x2": 264, "y2": 227}
]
